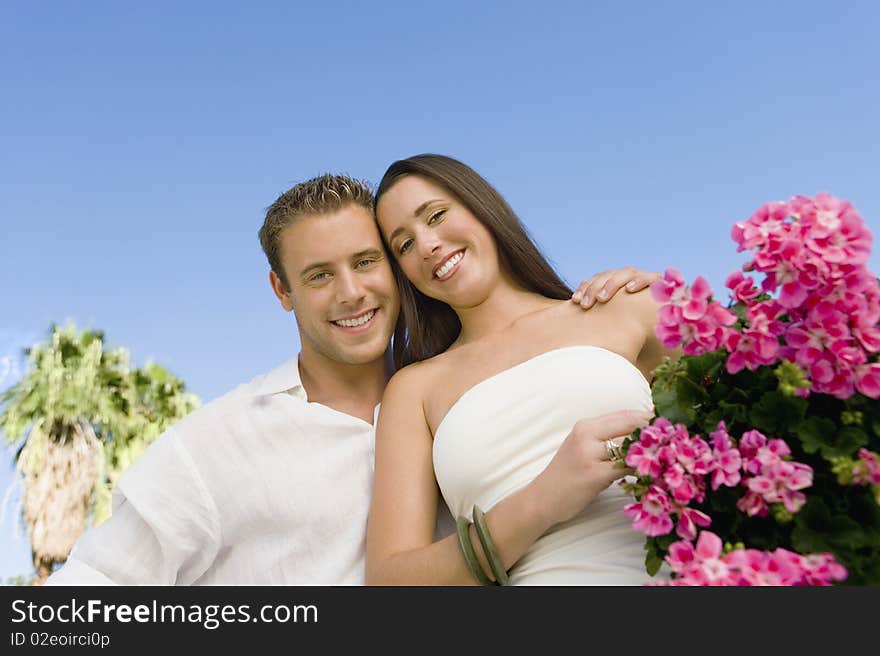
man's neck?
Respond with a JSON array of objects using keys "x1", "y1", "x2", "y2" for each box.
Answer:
[{"x1": 297, "y1": 348, "x2": 392, "y2": 424}]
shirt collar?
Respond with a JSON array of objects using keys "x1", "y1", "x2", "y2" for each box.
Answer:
[{"x1": 257, "y1": 357, "x2": 307, "y2": 400}]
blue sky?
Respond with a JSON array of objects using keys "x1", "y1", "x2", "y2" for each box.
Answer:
[{"x1": 2, "y1": 1, "x2": 878, "y2": 580}]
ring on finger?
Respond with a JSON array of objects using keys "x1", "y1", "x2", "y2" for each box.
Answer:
[{"x1": 605, "y1": 439, "x2": 623, "y2": 463}]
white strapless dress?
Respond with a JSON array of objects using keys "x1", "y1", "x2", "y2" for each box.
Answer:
[{"x1": 433, "y1": 345, "x2": 655, "y2": 585}]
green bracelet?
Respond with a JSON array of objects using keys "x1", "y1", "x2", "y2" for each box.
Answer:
[
  {"x1": 472, "y1": 505, "x2": 510, "y2": 585},
  {"x1": 456, "y1": 516, "x2": 496, "y2": 586}
]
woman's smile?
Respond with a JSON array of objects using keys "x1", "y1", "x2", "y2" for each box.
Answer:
[{"x1": 433, "y1": 249, "x2": 466, "y2": 281}]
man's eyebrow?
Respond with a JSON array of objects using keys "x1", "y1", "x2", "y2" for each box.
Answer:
[
  {"x1": 299, "y1": 261, "x2": 331, "y2": 277},
  {"x1": 388, "y1": 199, "x2": 444, "y2": 243},
  {"x1": 300, "y1": 249, "x2": 384, "y2": 277}
]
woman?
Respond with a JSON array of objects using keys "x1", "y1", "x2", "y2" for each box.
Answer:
[{"x1": 366, "y1": 154, "x2": 678, "y2": 585}]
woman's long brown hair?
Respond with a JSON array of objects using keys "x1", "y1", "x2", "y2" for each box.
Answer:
[{"x1": 375, "y1": 154, "x2": 573, "y2": 369}]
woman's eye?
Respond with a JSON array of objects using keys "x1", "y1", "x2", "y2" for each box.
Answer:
[
  {"x1": 428, "y1": 209, "x2": 446, "y2": 224},
  {"x1": 398, "y1": 239, "x2": 413, "y2": 255}
]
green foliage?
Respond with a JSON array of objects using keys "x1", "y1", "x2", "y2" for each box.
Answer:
[
  {"x1": 2, "y1": 575, "x2": 33, "y2": 586},
  {"x1": 0, "y1": 322, "x2": 200, "y2": 526},
  {"x1": 639, "y1": 354, "x2": 880, "y2": 584}
]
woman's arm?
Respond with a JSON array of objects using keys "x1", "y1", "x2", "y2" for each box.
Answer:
[
  {"x1": 365, "y1": 365, "x2": 546, "y2": 584},
  {"x1": 365, "y1": 366, "x2": 652, "y2": 585}
]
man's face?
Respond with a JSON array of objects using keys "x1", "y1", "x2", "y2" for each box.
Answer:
[{"x1": 270, "y1": 204, "x2": 400, "y2": 367}]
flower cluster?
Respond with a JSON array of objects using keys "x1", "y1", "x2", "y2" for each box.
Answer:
[
  {"x1": 834, "y1": 447, "x2": 880, "y2": 505},
  {"x1": 623, "y1": 419, "x2": 813, "y2": 540},
  {"x1": 624, "y1": 192, "x2": 880, "y2": 585},
  {"x1": 655, "y1": 531, "x2": 847, "y2": 586},
  {"x1": 653, "y1": 193, "x2": 880, "y2": 399},
  {"x1": 735, "y1": 427, "x2": 813, "y2": 517}
]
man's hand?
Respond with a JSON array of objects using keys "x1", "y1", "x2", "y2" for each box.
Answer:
[{"x1": 571, "y1": 267, "x2": 661, "y2": 309}]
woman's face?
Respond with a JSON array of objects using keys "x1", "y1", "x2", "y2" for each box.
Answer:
[{"x1": 375, "y1": 174, "x2": 501, "y2": 308}]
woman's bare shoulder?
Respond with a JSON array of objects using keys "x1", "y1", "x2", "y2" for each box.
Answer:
[
  {"x1": 385, "y1": 353, "x2": 445, "y2": 399},
  {"x1": 601, "y1": 285, "x2": 661, "y2": 324}
]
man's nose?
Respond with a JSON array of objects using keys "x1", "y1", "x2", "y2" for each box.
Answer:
[{"x1": 335, "y1": 269, "x2": 367, "y2": 304}]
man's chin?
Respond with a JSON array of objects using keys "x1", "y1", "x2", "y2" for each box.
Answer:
[{"x1": 335, "y1": 341, "x2": 390, "y2": 366}]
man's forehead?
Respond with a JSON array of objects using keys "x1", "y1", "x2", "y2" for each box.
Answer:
[{"x1": 280, "y1": 207, "x2": 385, "y2": 266}]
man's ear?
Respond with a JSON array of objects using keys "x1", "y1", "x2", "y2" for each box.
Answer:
[{"x1": 269, "y1": 270, "x2": 294, "y2": 312}]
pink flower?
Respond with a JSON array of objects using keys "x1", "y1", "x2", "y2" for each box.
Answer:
[
  {"x1": 724, "y1": 327, "x2": 780, "y2": 374},
  {"x1": 798, "y1": 552, "x2": 849, "y2": 585},
  {"x1": 670, "y1": 431, "x2": 714, "y2": 477},
  {"x1": 855, "y1": 363, "x2": 880, "y2": 399},
  {"x1": 732, "y1": 201, "x2": 790, "y2": 252},
  {"x1": 625, "y1": 420, "x2": 674, "y2": 478},
  {"x1": 651, "y1": 271, "x2": 736, "y2": 354},
  {"x1": 665, "y1": 531, "x2": 734, "y2": 585},
  {"x1": 709, "y1": 422, "x2": 742, "y2": 489},
  {"x1": 650, "y1": 268, "x2": 687, "y2": 304},
  {"x1": 796, "y1": 192, "x2": 872, "y2": 266},
  {"x1": 738, "y1": 430, "x2": 768, "y2": 466},
  {"x1": 661, "y1": 541, "x2": 848, "y2": 586},
  {"x1": 736, "y1": 490, "x2": 768, "y2": 517},
  {"x1": 675, "y1": 506, "x2": 712, "y2": 541},
  {"x1": 853, "y1": 449, "x2": 880, "y2": 486},
  {"x1": 725, "y1": 270, "x2": 761, "y2": 305},
  {"x1": 624, "y1": 485, "x2": 674, "y2": 537},
  {"x1": 724, "y1": 548, "x2": 802, "y2": 585},
  {"x1": 664, "y1": 463, "x2": 700, "y2": 505},
  {"x1": 740, "y1": 440, "x2": 813, "y2": 514},
  {"x1": 765, "y1": 438, "x2": 791, "y2": 458}
]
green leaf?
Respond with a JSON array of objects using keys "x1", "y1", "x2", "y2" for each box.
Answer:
[
  {"x1": 795, "y1": 417, "x2": 837, "y2": 454},
  {"x1": 826, "y1": 427, "x2": 870, "y2": 458},
  {"x1": 652, "y1": 385, "x2": 695, "y2": 424},
  {"x1": 684, "y1": 350, "x2": 727, "y2": 381},
  {"x1": 730, "y1": 301, "x2": 749, "y2": 325},
  {"x1": 644, "y1": 539, "x2": 664, "y2": 577},
  {"x1": 794, "y1": 511, "x2": 874, "y2": 554},
  {"x1": 655, "y1": 532, "x2": 679, "y2": 551},
  {"x1": 716, "y1": 400, "x2": 750, "y2": 426},
  {"x1": 748, "y1": 391, "x2": 808, "y2": 435}
]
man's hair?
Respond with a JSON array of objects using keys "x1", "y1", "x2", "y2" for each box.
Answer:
[{"x1": 259, "y1": 173, "x2": 374, "y2": 289}]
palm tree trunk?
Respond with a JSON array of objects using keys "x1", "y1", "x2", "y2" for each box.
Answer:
[{"x1": 18, "y1": 420, "x2": 102, "y2": 576}]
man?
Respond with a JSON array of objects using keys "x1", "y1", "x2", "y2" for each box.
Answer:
[{"x1": 46, "y1": 174, "x2": 656, "y2": 585}]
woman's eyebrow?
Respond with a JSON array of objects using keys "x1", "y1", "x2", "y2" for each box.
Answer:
[
  {"x1": 388, "y1": 199, "x2": 445, "y2": 243},
  {"x1": 412, "y1": 198, "x2": 444, "y2": 218}
]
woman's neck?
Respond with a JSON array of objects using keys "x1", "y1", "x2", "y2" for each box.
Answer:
[{"x1": 453, "y1": 277, "x2": 560, "y2": 346}]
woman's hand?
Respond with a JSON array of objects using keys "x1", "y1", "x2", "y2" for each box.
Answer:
[
  {"x1": 571, "y1": 267, "x2": 661, "y2": 309},
  {"x1": 528, "y1": 409, "x2": 652, "y2": 528}
]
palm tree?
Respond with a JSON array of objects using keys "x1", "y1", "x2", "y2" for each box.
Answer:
[{"x1": 0, "y1": 323, "x2": 199, "y2": 583}]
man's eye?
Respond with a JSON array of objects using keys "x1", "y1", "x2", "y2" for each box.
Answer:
[
  {"x1": 398, "y1": 239, "x2": 413, "y2": 255},
  {"x1": 356, "y1": 258, "x2": 377, "y2": 268},
  {"x1": 428, "y1": 209, "x2": 446, "y2": 224},
  {"x1": 309, "y1": 272, "x2": 331, "y2": 282}
]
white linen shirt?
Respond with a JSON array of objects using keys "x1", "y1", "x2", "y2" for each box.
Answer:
[{"x1": 46, "y1": 357, "x2": 387, "y2": 585}]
